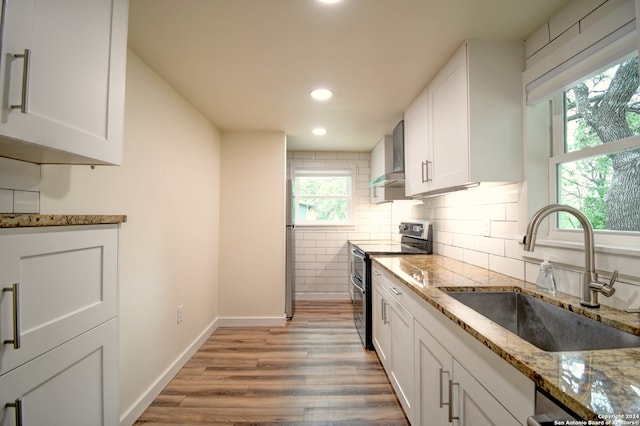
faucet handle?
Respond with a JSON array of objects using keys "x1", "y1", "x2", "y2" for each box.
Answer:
[
  {"x1": 600, "y1": 270, "x2": 618, "y2": 297},
  {"x1": 589, "y1": 270, "x2": 618, "y2": 298}
]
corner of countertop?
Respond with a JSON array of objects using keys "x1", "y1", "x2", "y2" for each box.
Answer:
[{"x1": 0, "y1": 214, "x2": 127, "y2": 228}]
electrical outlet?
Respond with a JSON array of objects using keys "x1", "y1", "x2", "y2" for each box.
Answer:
[
  {"x1": 177, "y1": 304, "x2": 184, "y2": 324},
  {"x1": 483, "y1": 219, "x2": 491, "y2": 237}
]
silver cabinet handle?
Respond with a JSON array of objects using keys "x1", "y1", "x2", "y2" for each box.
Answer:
[
  {"x1": 10, "y1": 49, "x2": 30, "y2": 114},
  {"x1": 448, "y1": 380, "x2": 460, "y2": 422},
  {"x1": 382, "y1": 299, "x2": 389, "y2": 324},
  {"x1": 389, "y1": 287, "x2": 402, "y2": 296},
  {"x1": 439, "y1": 368, "x2": 450, "y2": 408},
  {"x1": 373, "y1": 270, "x2": 381, "y2": 277},
  {"x1": 3, "y1": 283, "x2": 20, "y2": 349},
  {"x1": 0, "y1": 0, "x2": 7, "y2": 70},
  {"x1": 5, "y1": 397, "x2": 23, "y2": 426},
  {"x1": 421, "y1": 160, "x2": 432, "y2": 183}
]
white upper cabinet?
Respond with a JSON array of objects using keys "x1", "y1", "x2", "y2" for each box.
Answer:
[
  {"x1": 370, "y1": 136, "x2": 391, "y2": 186},
  {"x1": 0, "y1": 0, "x2": 129, "y2": 165},
  {"x1": 404, "y1": 86, "x2": 430, "y2": 196},
  {"x1": 404, "y1": 40, "x2": 524, "y2": 197},
  {"x1": 428, "y1": 45, "x2": 469, "y2": 191}
]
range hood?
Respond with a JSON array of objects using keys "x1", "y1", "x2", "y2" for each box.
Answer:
[
  {"x1": 370, "y1": 121, "x2": 405, "y2": 188},
  {"x1": 370, "y1": 121, "x2": 408, "y2": 203}
]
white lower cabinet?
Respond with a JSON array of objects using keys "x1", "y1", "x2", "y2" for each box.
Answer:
[
  {"x1": 0, "y1": 225, "x2": 119, "y2": 425},
  {"x1": 373, "y1": 263, "x2": 534, "y2": 425},
  {"x1": 414, "y1": 322, "x2": 520, "y2": 426},
  {"x1": 372, "y1": 268, "x2": 415, "y2": 423},
  {"x1": 453, "y1": 360, "x2": 520, "y2": 426},
  {"x1": 0, "y1": 318, "x2": 118, "y2": 426},
  {"x1": 372, "y1": 282, "x2": 391, "y2": 366},
  {"x1": 414, "y1": 321, "x2": 452, "y2": 425}
]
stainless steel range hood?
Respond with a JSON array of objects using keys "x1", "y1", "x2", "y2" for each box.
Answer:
[{"x1": 370, "y1": 121, "x2": 408, "y2": 203}]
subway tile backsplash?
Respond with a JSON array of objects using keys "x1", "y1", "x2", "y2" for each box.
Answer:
[
  {"x1": 13, "y1": 190, "x2": 40, "y2": 213},
  {"x1": 0, "y1": 157, "x2": 41, "y2": 213},
  {"x1": 0, "y1": 189, "x2": 13, "y2": 212},
  {"x1": 288, "y1": 151, "x2": 415, "y2": 299}
]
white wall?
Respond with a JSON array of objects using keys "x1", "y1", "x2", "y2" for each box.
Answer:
[
  {"x1": 39, "y1": 50, "x2": 222, "y2": 423},
  {"x1": 218, "y1": 131, "x2": 286, "y2": 320}
]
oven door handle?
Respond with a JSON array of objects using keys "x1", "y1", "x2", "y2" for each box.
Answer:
[
  {"x1": 351, "y1": 249, "x2": 366, "y2": 260},
  {"x1": 350, "y1": 275, "x2": 365, "y2": 294}
]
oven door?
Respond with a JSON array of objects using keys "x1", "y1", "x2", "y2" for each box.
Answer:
[
  {"x1": 350, "y1": 273, "x2": 366, "y2": 346},
  {"x1": 351, "y1": 247, "x2": 366, "y2": 284}
]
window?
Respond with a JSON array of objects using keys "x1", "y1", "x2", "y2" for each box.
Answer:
[
  {"x1": 292, "y1": 165, "x2": 354, "y2": 226},
  {"x1": 550, "y1": 53, "x2": 640, "y2": 235}
]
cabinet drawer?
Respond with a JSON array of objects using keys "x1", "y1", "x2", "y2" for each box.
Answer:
[
  {"x1": 0, "y1": 318, "x2": 118, "y2": 426},
  {"x1": 0, "y1": 226, "x2": 118, "y2": 375}
]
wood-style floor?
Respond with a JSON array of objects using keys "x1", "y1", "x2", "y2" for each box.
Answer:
[{"x1": 135, "y1": 300, "x2": 410, "y2": 425}]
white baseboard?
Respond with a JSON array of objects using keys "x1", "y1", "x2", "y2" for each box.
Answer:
[
  {"x1": 119, "y1": 315, "x2": 287, "y2": 425},
  {"x1": 119, "y1": 318, "x2": 219, "y2": 426},
  {"x1": 216, "y1": 315, "x2": 287, "y2": 327},
  {"x1": 296, "y1": 292, "x2": 351, "y2": 301}
]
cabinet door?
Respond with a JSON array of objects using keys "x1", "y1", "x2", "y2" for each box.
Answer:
[
  {"x1": 387, "y1": 293, "x2": 414, "y2": 422},
  {"x1": 452, "y1": 360, "x2": 520, "y2": 426},
  {"x1": 414, "y1": 321, "x2": 451, "y2": 426},
  {"x1": 372, "y1": 283, "x2": 390, "y2": 367},
  {"x1": 404, "y1": 86, "x2": 431, "y2": 196},
  {"x1": 0, "y1": 226, "x2": 118, "y2": 375},
  {"x1": 429, "y1": 44, "x2": 470, "y2": 190},
  {"x1": 0, "y1": 319, "x2": 118, "y2": 426},
  {"x1": 0, "y1": 0, "x2": 128, "y2": 165},
  {"x1": 370, "y1": 138, "x2": 385, "y2": 203}
]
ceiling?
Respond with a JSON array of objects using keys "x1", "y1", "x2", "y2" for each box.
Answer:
[{"x1": 127, "y1": 0, "x2": 571, "y2": 152}]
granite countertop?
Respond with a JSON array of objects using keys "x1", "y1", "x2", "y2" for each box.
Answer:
[
  {"x1": 372, "y1": 254, "x2": 640, "y2": 421},
  {"x1": 0, "y1": 214, "x2": 127, "y2": 228}
]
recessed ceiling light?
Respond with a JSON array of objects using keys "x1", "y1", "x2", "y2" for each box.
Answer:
[
  {"x1": 312, "y1": 127, "x2": 327, "y2": 136},
  {"x1": 318, "y1": 0, "x2": 342, "y2": 4},
  {"x1": 310, "y1": 88, "x2": 333, "y2": 101}
]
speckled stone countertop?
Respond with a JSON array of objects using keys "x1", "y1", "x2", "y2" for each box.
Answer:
[
  {"x1": 0, "y1": 214, "x2": 127, "y2": 228},
  {"x1": 372, "y1": 254, "x2": 640, "y2": 421}
]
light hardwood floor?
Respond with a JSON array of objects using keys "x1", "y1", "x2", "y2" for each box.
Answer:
[{"x1": 135, "y1": 300, "x2": 410, "y2": 425}]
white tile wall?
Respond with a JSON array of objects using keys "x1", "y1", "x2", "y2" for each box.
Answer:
[
  {"x1": 414, "y1": 181, "x2": 640, "y2": 310},
  {"x1": 0, "y1": 157, "x2": 41, "y2": 213},
  {"x1": 288, "y1": 151, "x2": 416, "y2": 300},
  {"x1": 13, "y1": 190, "x2": 39, "y2": 213}
]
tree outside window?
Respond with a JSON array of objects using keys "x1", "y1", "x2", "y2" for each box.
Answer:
[
  {"x1": 556, "y1": 54, "x2": 640, "y2": 233},
  {"x1": 292, "y1": 168, "x2": 353, "y2": 225}
]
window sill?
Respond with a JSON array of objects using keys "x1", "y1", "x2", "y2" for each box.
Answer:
[
  {"x1": 294, "y1": 223, "x2": 357, "y2": 231},
  {"x1": 523, "y1": 238, "x2": 640, "y2": 259},
  {"x1": 521, "y1": 238, "x2": 640, "y2": 285}
]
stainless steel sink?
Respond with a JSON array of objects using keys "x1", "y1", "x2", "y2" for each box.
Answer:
[{"x1": 445, "y1": 291, "x2": 640, "y2": 352}]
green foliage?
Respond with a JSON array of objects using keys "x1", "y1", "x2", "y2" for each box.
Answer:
[
  {"x1": 559, "y1": 58, "x2": 640, "y2": 231},
  {"x1": 294, "y1": 176, "x2": 350, "y2": 222}
]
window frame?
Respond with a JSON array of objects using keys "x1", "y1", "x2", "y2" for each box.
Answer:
[
  {"x1": 545, "y1": 55, "x2": 640, "y2": 247},
  {"x1": 524, "y1": 27, "x2": 640, "y2": 256},
  {"x1": 290, "y1": 162, "x2": 356, "y2": 228}
]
